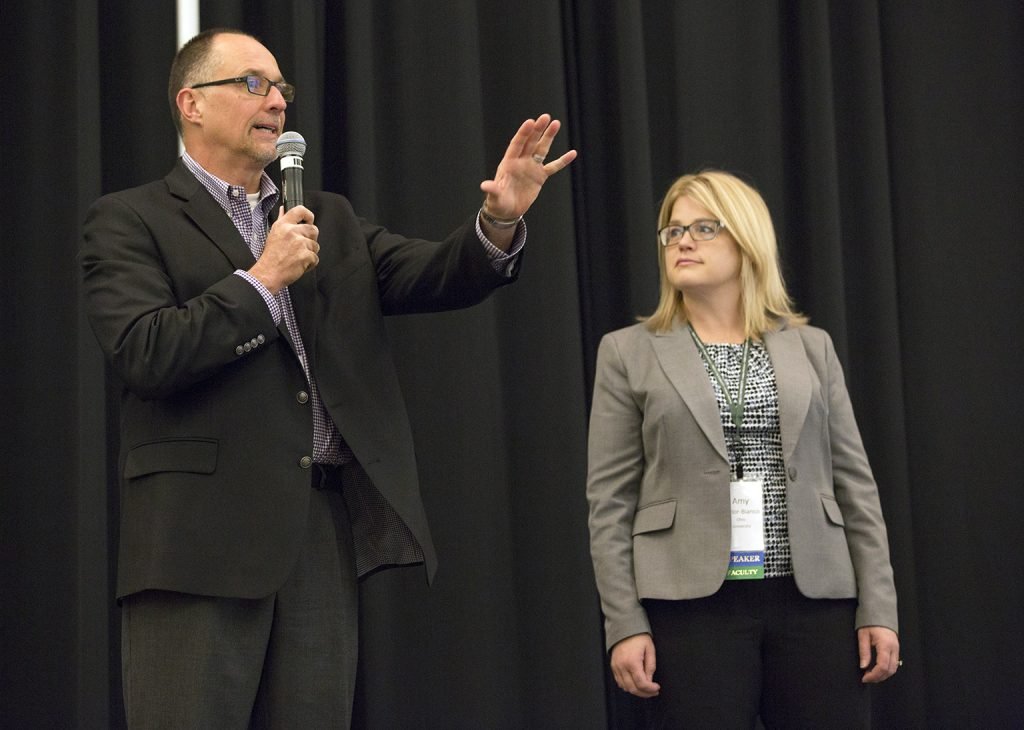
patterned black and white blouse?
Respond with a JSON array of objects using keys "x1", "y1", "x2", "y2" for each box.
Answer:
[{"x1": 698, "y1": 340, "x2": 794, "y2": 578}]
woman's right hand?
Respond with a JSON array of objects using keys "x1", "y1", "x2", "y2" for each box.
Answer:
[{"x1": 610, "y1": 633, "x2": 661, "y2": 698}]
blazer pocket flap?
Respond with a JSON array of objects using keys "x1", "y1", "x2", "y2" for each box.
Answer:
[
  {"x1": 820, "y1": 494, "x2": 845, "y2": 526},
  {"x1": 124, "y1": 438, "x2": 219, "y2": 478},
  {"x1": 632, "y1": 500, "x2": 677, "y2": 536}
]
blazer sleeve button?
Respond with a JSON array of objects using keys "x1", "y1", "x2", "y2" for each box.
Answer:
[
  {"x1": 257, "y1": 334, "x2": 266, "y2": 344},
  {"x1": 235, "y1": 345, "x2": 245, "y2": 356},
  {"x1": 296, "y1": 391, "x2": 309, "y2": 404},
  {"x1": 299, "y1": 456, "x2": 313, "y2": 469}
]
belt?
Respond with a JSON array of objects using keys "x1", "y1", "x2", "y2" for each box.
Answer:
[{"x1": 311, "y1": 462, "x2": 344, "y2": 491}]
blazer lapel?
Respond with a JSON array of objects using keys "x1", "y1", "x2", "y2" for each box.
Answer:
[
  {"x1": 764, "y1": 327, "x2": 812, "y2": 464},
  {"x1": 289, "y1": 270, "x2": 318, "y2": 360},
  {"x1": 166, "y1": 162, "x2": 257, "y2": 272},
  {"x1": 269, "y1": 204, "x2": 319, "y2": 360},
  {"x1": 167, "y1": 162, "x2": 311, "y2": 358},
  {"x1": 651, "y1": 325, "x2": 729, "y2": 462}
]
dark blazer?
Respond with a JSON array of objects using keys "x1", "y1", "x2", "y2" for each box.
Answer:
[
  {"x1": 587, "y1": 321, "x2": 898, "y2": 650},
  {"x1": 80, "y1": 160, "x2": 515, "y2": 600}
]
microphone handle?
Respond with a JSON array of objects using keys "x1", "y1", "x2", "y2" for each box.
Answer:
[{"x1": 281, "y1": 155, "x2": 304, "y2": 211}]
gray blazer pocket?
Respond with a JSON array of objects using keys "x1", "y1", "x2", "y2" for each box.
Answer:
[
  {"x1": 632, "y1": 500, "x2": 677, "y2": 535},
  {"x1": 820, "y1": 494, "x2": 845, "y2": 526},
  {"x1": 124, "y1": 438, "x2": 219, "y2": 478}
]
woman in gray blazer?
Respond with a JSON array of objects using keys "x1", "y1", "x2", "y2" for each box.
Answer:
[{"x1": 587, "y1": 171, "x2": 900, "y2": 727}]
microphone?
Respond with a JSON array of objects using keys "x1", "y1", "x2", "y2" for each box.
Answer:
[{"x1": 276, "y1": 131, "x2": 306, "y2": 211}]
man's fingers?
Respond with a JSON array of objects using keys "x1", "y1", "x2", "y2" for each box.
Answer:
[
  {"x1": 503, "y1": 117, "x2": 537, "y2": 159},
  {"x1": 524, "y1": 113, "x2": 552, "y2": 148},
  {"x1": 278, "y1": 204, "x2": 315, "y2": 225},
  {"x1": 503, "y1": 114, "x2": 559, "y2": 160},
  {"x1": 543, "y1": 149, "x2": 577, "y2": 174},
  {"x1": 531, "y1": 117, "x2": 561, "y2": 158}
]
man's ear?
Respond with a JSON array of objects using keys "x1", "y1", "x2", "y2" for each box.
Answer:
[{"x1": 176, "y1": 88, "x2": 203, "y2": 128}]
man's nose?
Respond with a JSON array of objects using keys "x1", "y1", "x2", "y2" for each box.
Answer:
[{"x1": 266, "y1": 86, "x2": 288, "y2": 109}]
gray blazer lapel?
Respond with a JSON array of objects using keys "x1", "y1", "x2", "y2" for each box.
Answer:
[
  {"x1": 764, "y1": 327, "x2": 812, "y2": 464},
  {"x1": 652, "y1": 325, "x2": 729, "y2": 461}
]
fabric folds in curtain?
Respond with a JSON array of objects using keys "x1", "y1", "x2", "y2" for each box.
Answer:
[{"x1": 3, "y1": 1, "x2": 1021, "y2": 727}]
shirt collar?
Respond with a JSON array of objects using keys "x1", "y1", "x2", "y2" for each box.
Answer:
[{"x1": 180, "y1": 151, "x2": 280, "y2": 214}]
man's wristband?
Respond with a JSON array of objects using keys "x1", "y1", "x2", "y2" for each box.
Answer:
[{"x1": 479, "y1": 207, "x2": 522, "y2": 229}]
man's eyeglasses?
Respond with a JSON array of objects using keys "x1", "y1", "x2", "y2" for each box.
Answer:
[
  {"x1": 192, "y1": 75, "x2": 295, "y2": 102},
  {"x1": 658, "y1": 220, "x2": 726, "y2": 246}
]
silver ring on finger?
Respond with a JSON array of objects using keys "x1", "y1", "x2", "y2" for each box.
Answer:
[{"x1": 532, "y1": 153, "x2": 546, "y2": 164}]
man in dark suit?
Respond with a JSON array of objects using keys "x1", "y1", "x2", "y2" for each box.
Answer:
[{"x1": 80, "y1": 27, "x2": 575, "y2": 727}]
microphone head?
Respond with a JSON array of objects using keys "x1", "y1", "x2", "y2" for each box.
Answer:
[{"x1": 276, "y1": 131, "x2": 306, "y2": 158}]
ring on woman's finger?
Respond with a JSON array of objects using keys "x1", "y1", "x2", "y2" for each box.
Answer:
[
  {"x1": 532, "y1": 153, "x2": 546, "y2": 164},
  {"x1": 898, "y1": 660, "x2": 904, "y2": 667}
]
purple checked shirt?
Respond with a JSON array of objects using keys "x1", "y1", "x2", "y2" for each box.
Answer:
[{"x1": 180, "y1": 152, "x2": 523, "y2": 465}]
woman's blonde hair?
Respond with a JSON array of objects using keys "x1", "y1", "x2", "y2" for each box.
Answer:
[{"x1": 644, "y1": 170, "x2": 806, "y2": 335}]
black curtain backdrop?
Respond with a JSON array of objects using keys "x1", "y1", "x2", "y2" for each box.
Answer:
[{"x1": 3, "y1": 1, "x2": 1022, "y2": 727}]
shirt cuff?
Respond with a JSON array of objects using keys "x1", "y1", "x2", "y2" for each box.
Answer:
[
  {"x1": 234, "y1": 270, "x2": 282, "y2": 325},
  {"x1": 476, "y1": 214, "x2": 527, "y2": 277}
]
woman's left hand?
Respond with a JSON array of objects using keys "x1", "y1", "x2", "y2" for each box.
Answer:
[{"x1": 858, "y1": 625, "x2": 901, "y2": 682}]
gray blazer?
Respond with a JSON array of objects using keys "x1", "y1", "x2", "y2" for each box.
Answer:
[{"x1": 587, "y1": 321, "x2": 898, "y2": 650}]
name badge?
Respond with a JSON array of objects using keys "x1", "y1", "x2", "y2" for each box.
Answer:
[{"x1": 727, "y1": 479, "x2": 765, "y2": 580}]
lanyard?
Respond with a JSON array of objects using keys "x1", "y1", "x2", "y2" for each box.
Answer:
[{"x1": 688, "y1": 326, "x2": 752, "y2": 479}]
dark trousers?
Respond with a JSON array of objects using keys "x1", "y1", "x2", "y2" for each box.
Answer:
[
  {"x1": 121, "y1": 468, "x2": 358, "y2": 729},
  {"x1": 645, "y1": 576, "x2": 870, "y2": 730}
]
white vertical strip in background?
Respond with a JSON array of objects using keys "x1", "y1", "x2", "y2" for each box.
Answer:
[{"x1": 176, "y1": 0, "x2": 200, "y2": 154}]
